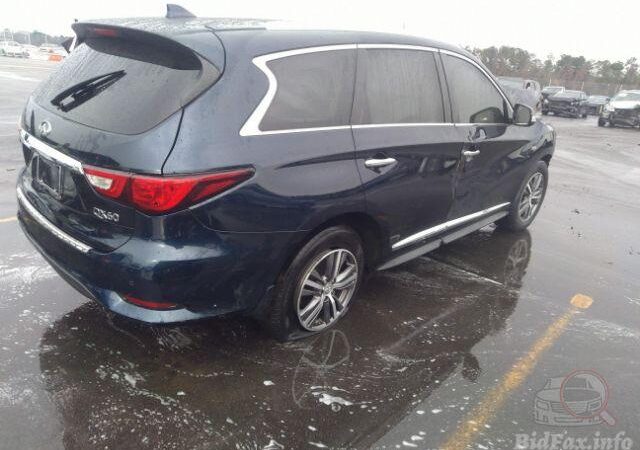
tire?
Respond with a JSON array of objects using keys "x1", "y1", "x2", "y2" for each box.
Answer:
[
  {"x1": 262, "y1": 226, "x2": 365, "y2": 341},
  {"x1": 497, "y1": 161, "x2": 548, "y2": 232},
  {"x1": 598, "y1": 118, "x2": 606, "y2": 127}
]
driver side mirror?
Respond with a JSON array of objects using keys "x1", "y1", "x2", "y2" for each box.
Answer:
[{"x1": 513, "y1": 103, "x2": 533, "y2": 126}]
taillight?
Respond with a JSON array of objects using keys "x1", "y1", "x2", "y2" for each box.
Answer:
[
  {"x1": 84, "y1": 167, "x2": 128, "y2": 199},
  {"x1": 83, "y1": 166, "x2": 253, "y2": 214}
]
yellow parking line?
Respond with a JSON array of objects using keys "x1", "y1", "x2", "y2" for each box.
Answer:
[
  {"x1": 0, "y1": 216, "x2": 17, "y2": 223},
  {"x1": 441, "y1": 294, "x2": 593, "y2": 450}
]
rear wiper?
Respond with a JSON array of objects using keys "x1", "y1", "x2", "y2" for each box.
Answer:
[{"x1": 50, "y1": 70, "x2": 126, "y2": 112}]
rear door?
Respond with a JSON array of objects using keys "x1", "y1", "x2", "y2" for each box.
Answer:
[
  {"x1": 440, "y1": 52, "x2": 527, "y2": 218},
  {"x1": 19, "y1": 26, "x2": 221, "y2": 251},
  {"x1": 352, "y1": 47, "x2": 461, "y2": 250}
]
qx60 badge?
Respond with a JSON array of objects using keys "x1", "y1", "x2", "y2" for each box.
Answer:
[{"x1": 93, "y1": 206, "x2": 120, "y2": 223}]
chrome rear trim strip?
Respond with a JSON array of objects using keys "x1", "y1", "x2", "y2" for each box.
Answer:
[
  {"x1": 392, "y1": 202, "x2": 511, "y2": 250},
  {"x1": 17, "y1": 187, "x2": 92, "y2": 253},
  {"x1": 20, "y1": 129, "x2": 84, "y2": 173}
]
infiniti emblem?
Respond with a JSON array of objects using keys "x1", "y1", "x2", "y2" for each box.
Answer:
[{"x1": 38, "y1": 120, "x2": 52, "y2": 137}]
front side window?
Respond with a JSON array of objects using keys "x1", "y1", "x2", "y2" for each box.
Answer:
[
  {"x1": 259, "y1": 49, "x2": 356, "y2": 132},
  {"x1": 442, "y1": 54, "x2": 508, "y2": 124},
  {"x1": 352, "y1": 49, "x2": 445, "y2": 124}
]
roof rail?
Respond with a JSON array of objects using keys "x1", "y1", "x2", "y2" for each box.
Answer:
[{"x1": 166, "y1": 4, "x2": 196, "y2": 19}]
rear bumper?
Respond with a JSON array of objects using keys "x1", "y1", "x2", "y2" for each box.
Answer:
[{"x1": 18, "y1": 187, "x2": 303, "y2": 323}]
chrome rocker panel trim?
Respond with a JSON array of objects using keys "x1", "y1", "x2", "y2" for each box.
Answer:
[
  {"x1": 379, "y1": 210, "x2": 509, "y2": 271},
  {"x1": 392, "y1": 202, "x2": 511, "y2": 251}
]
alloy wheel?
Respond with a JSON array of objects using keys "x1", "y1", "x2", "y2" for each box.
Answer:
[
  {"x1": 518, "y1": 172, "x2": 545, "y2": 222},
  {"x1": 296, "y1": 249, "x2": 358, "y2": 332}
]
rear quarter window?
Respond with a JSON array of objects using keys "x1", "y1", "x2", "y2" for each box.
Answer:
[
  {"x1": 259, "y1": 49, "x2": 356, "y2": 132},
  {"x1": 33, "y1": 37, "x2": 220, "y2": 135}
]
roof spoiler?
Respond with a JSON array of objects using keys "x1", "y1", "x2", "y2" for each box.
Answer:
[{"x1": 166, "y1": 4, "x2": 196, "y2": 19}]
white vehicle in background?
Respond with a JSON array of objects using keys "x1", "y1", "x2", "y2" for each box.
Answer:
[
  {"x1": 38, "y1": 43, "x2": 66, "y2": 56},
  {"x1": 0, "y1": 40, "x2": 28, "y2": 57},
  {"x1": 20, "y1": 44, "x2": 40, "y2": 58}
]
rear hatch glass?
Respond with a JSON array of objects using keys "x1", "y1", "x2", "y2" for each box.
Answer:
[
  {"x1": 33, "y1": 34, "x2": 220, "y2": 135},
  {"x1": 20, "y1": 28, "x2": 221, "y2": 253}
]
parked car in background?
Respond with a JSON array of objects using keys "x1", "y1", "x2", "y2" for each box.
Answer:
[
  {"x1": 38, "y1": 43, "x2": 66, "y2": 56},
  {"x1": 585, "y1": 95, "x2": 609, "y2": 115},
  {"x1": 543, "y1": 90, "x2": 588, "y2": 118},
  {"x1": 542, "y1": 85, "x2": 565, "y2": 99},
  {"x1": 0, "y1": 40, "x2": 28, "y2": 57},
  {"x1": 498, "y1": 77, "x2": 542, "y2": 112},
  {"x1": 599, "y1": 90, "x2": 640, "y2": 128},
  {"x1": 20, "y1": 44, "x2": 40, "y2": 59},
  {"x1": 16, "y1": 15, "x2": 555, "y2": 340},
  {"x1": 541, "y1": 86, "x2": 565, "y2": 114}
]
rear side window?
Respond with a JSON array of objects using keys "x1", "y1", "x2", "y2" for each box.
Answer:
[
  {"x1": 352, "y1": 49, "x2": 444, "y2": 125},
  {"x1": 259, "y1": 50, "x2": 356, "y2": 132},
  {"x1": 442, "y1": 54, "x2": 507, "y2": 124},
  {"x1": 34, "y1": 37, "x2": 220, "y2": 135}
]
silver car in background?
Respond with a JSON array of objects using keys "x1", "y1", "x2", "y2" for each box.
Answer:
[{"x1": 498, "y1": 76, "x2": 542, "y2": 112}]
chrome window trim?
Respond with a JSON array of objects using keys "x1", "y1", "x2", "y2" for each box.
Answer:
[
  {"x1": 439, "y1": 48, "x2": 514, "y2": 115},
  {"x1": 20, "y1": 129, "x2": 84, "y2": 174},
  {"x1": 352, "y1": 123, "x2": 455, "y2": 129},
  {"x1": 240, "y1": 43, "x2": 447, "y2": 137},
  {"x1": 17, "y1": 187, "x2": 92, "y2": 253},
  {"x1": 238, "y1": 44, "x2": 514, "y2": 136},
  {"x1": 358, "y1": 43, "x2": 439, "y2": 52},
  {"x1": 239, "y1": 44, "x2": 357, "y2": 137},
  {"x1": 392, "y1": 202, "x2": 511, "y2": 250}
]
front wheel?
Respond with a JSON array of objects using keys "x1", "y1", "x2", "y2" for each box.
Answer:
[
  {"x1": 263, "y1": 226, "x2": 364, "y2": 341},
  {"x1": 497, "y1": 162, "x2": 548, "y2": 232}
]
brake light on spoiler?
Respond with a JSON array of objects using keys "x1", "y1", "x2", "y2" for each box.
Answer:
[{"x1": 83, "y1": 166, "x2": 254, "y2": 214}]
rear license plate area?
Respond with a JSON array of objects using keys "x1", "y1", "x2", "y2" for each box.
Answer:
[{"x1": 35, "y1": 155, "x2": 62, "y2": 198}]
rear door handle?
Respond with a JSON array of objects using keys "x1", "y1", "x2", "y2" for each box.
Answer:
[{"x1": 364, "y1": 157, "x2": 397, "y2": 168}]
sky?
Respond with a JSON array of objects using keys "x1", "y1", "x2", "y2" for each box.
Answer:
[{"x1": 3, "y1": 0, "x2": 639, "y2": 62}]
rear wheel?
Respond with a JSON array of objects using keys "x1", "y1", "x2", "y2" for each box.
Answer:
[
  {"x1": 497, "y1": 162, "x2": 548, "y2": 231},
  {"x1": 263, "y1": 226, "x2": 364, "y2": 341}
]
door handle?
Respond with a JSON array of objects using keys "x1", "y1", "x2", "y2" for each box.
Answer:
[
  {"x1": 462, "y1": 149, "x2": 480, "y2": 161},
  {"x1": 364, "y1": 157, "x2": 397, "y2": 168}
]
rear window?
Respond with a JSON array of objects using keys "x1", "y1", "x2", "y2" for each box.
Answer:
[
  {"x1": 33, "y1": 36, "x2": 220, "y2": 135},
  {"x1": 259, "y1": 49, "x2": 356, "y2": 132}
]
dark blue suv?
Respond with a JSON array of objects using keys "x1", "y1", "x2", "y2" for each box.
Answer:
[{"x1": 17, "y1": 13, "x2": 555, "y2": 340}]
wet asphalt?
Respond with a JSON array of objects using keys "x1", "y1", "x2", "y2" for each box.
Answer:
[{"x1": 0, "y1": 57, "x2": 639, "y2": 450}]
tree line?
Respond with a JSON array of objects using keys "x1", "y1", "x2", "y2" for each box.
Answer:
[
  {"x1": 468, "y1": 46, "x2": 640, "y2": 95},
  {"x1": 2, "y1": 29, "x2": 68, "y2": 47}
]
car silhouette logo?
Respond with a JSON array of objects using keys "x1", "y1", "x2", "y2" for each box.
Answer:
[
  {"x1": 38, "y1": 120, "x2": 52, "y2": 137},
  {"x1": 534, "y1": 370, "x2": 615, "y2": 426}
]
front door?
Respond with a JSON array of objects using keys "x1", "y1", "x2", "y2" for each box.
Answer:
[{"x1": 440, "y1": 52, "x2": 525, "y2": 219}]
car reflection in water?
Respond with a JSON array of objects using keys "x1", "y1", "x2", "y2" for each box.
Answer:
[{"x1": 39, "y1": 229, "x2": 531, "y2": 449}]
